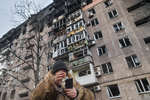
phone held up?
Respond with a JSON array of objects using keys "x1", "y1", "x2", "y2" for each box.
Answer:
[{"x1": 65, "y1": 78, "x2": 73, "y2": 89}]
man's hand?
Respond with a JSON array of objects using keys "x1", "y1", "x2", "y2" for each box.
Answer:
[
  {"x1": 54, "y1": 70, "x2": 66, "y2": 85},
  {"x1": 64, "y1": 87, "x2": 77, "y2": 98}
]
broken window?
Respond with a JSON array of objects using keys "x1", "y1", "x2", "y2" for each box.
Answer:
[
  {"x1": 102, "y1": 62, "x2": 113, "y2": 74},
  {"x1": 66, "y1": 20, "x2": 84, "y2": 33},
  {"x1": 97, "y1": 45, "x2": 107, "y2": 56},
  {"x1": 135, "y1": 78, "x2": 150, "y2": 93},
  {"x1": 144, "y1": 36, "x2": 150, "y2": 44},
  {"x1": 67, "y1": 30, "x2": 86, "y2": 45},
  {"x1": 107, "y1": 84, "x2": 120, "y2": 98},
  {"x1": 125, "y1": 54, "x2": 141, "y2": 68},
  {"x1": 119, "y1": 37, "x2": 132, "y2": 48},
  {"x1": 104, "y1": 0, "x2": 113, "y2": 7},
  {"x1": 113, "y1": 22, "x2": 124, "y2": 32},
  {"x1": 94, "y1": 31, "x2": 103, "y2": 40},
  {"x1": 88, "y1": 8, "x2": 96, "y2": 18},
  {"x1": 78, "y1": 65, "x2": 91, "y2": 77},
  {"x1": 53, "y1": 18, "x2": 66, "y2": 29},
  {"x1": 108, "y1": 9, "x2": 118, "y2": 19},
  {"x1": 91, "y1": 18, "x2": 99, "y2": 27}
]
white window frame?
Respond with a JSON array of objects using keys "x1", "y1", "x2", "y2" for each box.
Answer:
[
  {"x1": 101, "y1": 62, "x2": 113, "y2": 74},
  {"x1": 135, "y1": 78, "x2": 150, "y2": 94},
  {"x1": 107, "y1": 84, "x2": 120, "y2": 98},
  {"x1": 129, "y1": 55, "x2": 140, "y2": 68}
]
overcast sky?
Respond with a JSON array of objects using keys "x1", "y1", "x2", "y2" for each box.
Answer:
[{"x1": 0, "y1": 0, "x2": 53, "y2": 38}]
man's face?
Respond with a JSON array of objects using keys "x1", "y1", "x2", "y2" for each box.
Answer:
[{"x1": 54, "y1": 70, "x2": 67, "y2": 85}]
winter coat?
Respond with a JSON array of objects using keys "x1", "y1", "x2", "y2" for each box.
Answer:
[{"x1": 30, "y1": 71, "x2": 95, "y2": 100}]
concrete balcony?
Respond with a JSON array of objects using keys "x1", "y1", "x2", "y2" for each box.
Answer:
[
  {"x1": 71, "y1": 56, "x2": 93, "y2": 70},
  {"x1": 72, "y1": 63, "x2": 98, "y2": 86}
]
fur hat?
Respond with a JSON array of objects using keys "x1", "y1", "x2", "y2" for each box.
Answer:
[{"x1": 52, "y1": 60, "x2": 68, "y2": 74}]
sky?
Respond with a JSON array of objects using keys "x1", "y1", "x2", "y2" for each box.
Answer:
[{"x1": 0, "y1": 0, "x2": 53, "y2": 38}]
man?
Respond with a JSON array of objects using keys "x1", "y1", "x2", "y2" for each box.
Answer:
[{"x1": 30, "y1": 60, "x2": 95, "y2": 100}]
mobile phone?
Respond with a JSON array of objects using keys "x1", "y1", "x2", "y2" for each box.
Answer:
[{"x1": 65, "y1": 78, "x2": 73, "y2": 89}]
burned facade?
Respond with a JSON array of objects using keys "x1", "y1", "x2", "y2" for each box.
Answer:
[{"x1": 0, "y1": 0, "x2": 150, "y2": 100}]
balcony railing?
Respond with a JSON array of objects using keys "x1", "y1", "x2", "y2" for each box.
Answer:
[
  {"x1": 52, "y1": 47, "x2": 68, "y2": 58},
  {"x1": 67, "y1": 39, "x2": 87, "y2": 52},
  {"x1": 67, "y1": 10, "x2": 83, "y2": 26},
  {"x1": 67, "y1": 26, "x2": 85, "y2": 36},
  {"x1": 135, "y1": 15, "x2": 150, "y2": 26}
]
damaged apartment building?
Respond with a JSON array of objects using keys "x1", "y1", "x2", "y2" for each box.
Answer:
[{"x1": 0, "y1": 0, "x2": 150, "y2": 100}]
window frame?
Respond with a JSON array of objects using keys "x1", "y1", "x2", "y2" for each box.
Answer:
[
  {"x1": 88, "y1": 8, "x2": 96, "y2": 18},
  {"x1": 119, "y1": 36, "x2": 132, "y2": 48},
  {"x1": 101, "y1": 62, "x2": 113, "y2": 74},
  {"x1": 107, "y1": 84, "x2": 120, "y2": 98},
  {"x1": 125, "y1": 54, "x2": 141, "y2": 69},
  {"x1": 135, "y1": 78, "x2": 150, "y2": 94},
  {"x1": 94, "y1": 31, "x2": 103, "y2": 40},
  {"x1": 91, "y1": 18, "x2": 99, "y2": 27},
  {"x1": 97, "y1": 45, "x2": 107, "y2": 56},
  {"x1": 113, "y1": 22, "x2": 124, "y2": 32},
  {"x1": 104, "y1": 0, "x2": 113, "y2": 8},
  {"x1": 108, "y1": 9, "x2": 118, "y2": 19}
]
